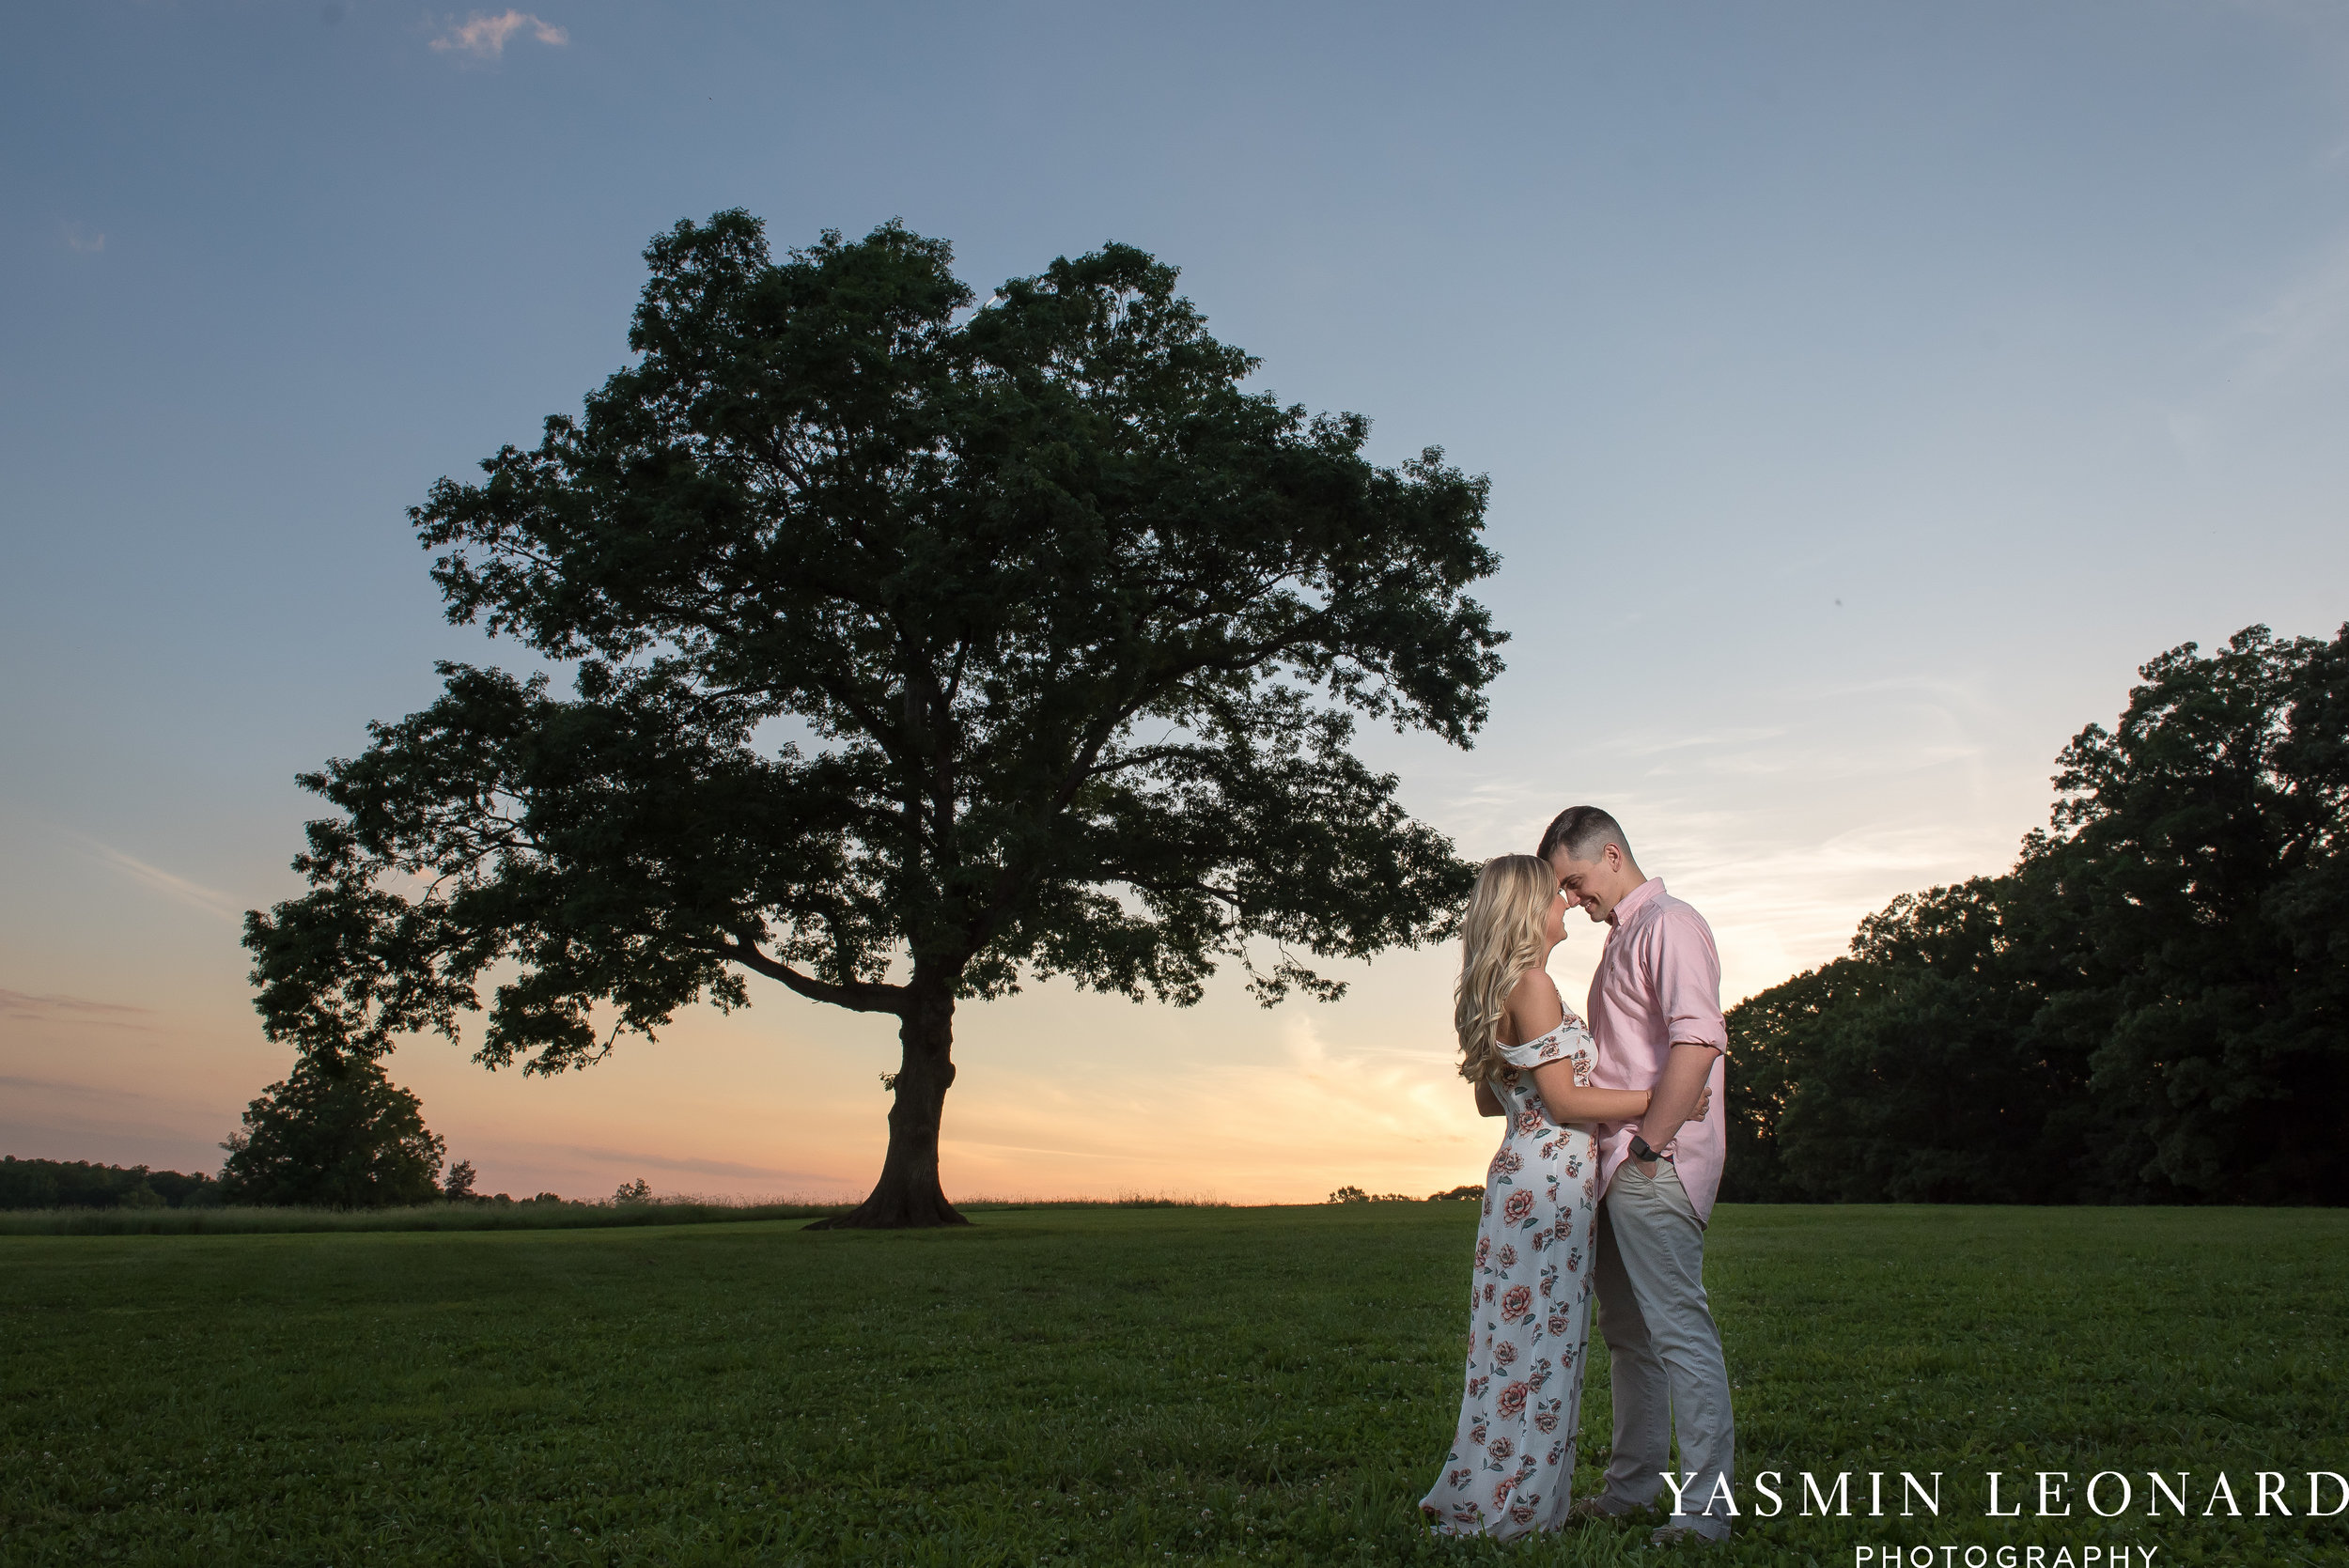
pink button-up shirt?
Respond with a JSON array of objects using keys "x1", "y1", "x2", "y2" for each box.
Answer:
[{"x1": 1585, "y1": 877, "x2": 1731, "y2": 1223}]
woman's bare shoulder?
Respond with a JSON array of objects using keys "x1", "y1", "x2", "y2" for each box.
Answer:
[{"x1": 1504, "y1": 968, "x2": 1565, "y2": 1037}]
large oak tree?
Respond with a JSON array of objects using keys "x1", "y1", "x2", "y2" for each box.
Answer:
[{"x1": 244, "y1": 214, "x2": 1505, "y2": 1227}]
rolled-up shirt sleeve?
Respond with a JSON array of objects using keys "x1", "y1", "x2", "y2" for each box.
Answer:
[{"x1": 1652, "y1": 908, "x2": 1729, "y2": 1051}]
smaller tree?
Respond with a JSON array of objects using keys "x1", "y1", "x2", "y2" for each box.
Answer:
[
  {"x1": 443, "y1": 1158, "x2": 479, "y2": 1202},
  {"x1": 218, "y1": 1059, "x2": 445, "y2": 1207},
  {"x1": 612, "y1": 1178, "x2": 653, "y2": 1204}
]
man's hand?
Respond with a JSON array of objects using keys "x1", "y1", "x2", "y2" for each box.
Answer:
[
  {"x1": 1630, "y1": 1043, "x2": 1721, "y2": 1172},
  {"x1": 1631, "y1": 1081, "x2": 1712, "y2": 1176}
]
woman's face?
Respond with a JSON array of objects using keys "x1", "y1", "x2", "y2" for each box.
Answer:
[{"x1": 1542, "y1": 888, "x2": 1568, "y2": 948}]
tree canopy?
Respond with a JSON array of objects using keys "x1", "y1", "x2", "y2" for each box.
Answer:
[
  {"x1": 216, "y1": 1058, "x2": 447, "y2": 1208},
  {"x1": 1724, "y1": 623, "x2": 2349, "y2": 1205},
  {"x1": 244, "y1": 213, "x2": 1503, "y2": 1227}
]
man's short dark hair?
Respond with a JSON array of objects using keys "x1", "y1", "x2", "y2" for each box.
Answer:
[{"x1": 1538, "y1": 805, "x2": 1632, "y2": 865}]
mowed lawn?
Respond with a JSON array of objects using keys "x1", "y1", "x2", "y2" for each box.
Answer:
[{"x1": 2, "y1": 1204, "x2": 2344, "y2": 1566}]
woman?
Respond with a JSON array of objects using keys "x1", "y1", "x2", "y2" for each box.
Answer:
[{"x1": 1419, "y1": 854, "x2": 1707, "y2": 1539}]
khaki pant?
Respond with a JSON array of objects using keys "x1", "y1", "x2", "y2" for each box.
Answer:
[{"x1": 1594, "y1": 1161, "x2": 1735, "y2": 1541}]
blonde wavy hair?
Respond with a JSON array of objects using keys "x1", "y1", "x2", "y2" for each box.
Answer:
[{"x1": 1454, "y1": 854, "x2": 1559, "y2": 1083}]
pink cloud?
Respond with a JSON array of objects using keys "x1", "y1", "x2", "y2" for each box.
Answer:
[{"x1": 429, "y1": 10, "x2": 568, "y2": 60}]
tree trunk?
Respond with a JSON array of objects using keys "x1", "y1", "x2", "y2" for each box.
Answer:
[{"x1": 806, "y1": 986, "x2": 968, "y2": 1229}]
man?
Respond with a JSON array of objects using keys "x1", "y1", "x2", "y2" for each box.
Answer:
[{"x1": 1541, "y1": 804, "x2": 1735, "y2": 1547}]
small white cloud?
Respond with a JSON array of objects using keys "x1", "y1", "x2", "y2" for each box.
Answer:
[
  {"x1": 1281, "y1": 1010, "x2": 1330, "y2": 1069},
  {"x1": 429, "y1": 9, "x2": 568, "y2": 60},
  {"x1": 62, "y1": 221, "x2": 104, "y2": 254}
]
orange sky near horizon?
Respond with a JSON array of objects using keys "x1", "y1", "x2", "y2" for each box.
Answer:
[{"x1": 1, "y1": 742, "x2": 2042, "y2": 1206}]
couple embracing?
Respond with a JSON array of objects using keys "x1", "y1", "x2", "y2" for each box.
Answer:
[{"x1": 1420, "y1": 805, "x2": 1736, "y2": 1547}]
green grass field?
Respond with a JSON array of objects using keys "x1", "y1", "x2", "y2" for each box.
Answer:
[
  {"x1": 3, "y1": 1204, "x2": 2343, "y2": 1566},
  {"x1": 0, "y1": 1201, "x2": 849, "y2": 1237}
]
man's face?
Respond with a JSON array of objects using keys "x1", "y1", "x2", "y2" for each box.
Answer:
[{"x1": 1548, "y1": 845, "x2": 1632, "y2": 923}]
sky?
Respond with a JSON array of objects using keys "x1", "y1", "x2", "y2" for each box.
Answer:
[{"x1": 5, "y1": 1, "x2": 2348, "y2": 1206}]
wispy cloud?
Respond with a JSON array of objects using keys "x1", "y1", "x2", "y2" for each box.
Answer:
[
  {"x1": 2168, "y1": 230, "x2": 2349, "y2": 467},
  {"x1": 67, "y1": 835, "x2": 241, "y2": 922},
  {"x1": 545, "y1": 1143, "x2": 842, "y2": 1185},
  {"x1": 0, "y1": 1073, "x2": 236, "y2": 1172},
  {"x1": 429, "y1": 10, "x2": 568, "y2": 60},
  {"x1": 2231, "y1": 235, "x2": 2349, "y2": 393},
  {"x1": 0, "y1": 990, "x2": 158, "y2": 1028},
  {"x1": 61, "y1": 221, "x2": 104, "y2": 255}
]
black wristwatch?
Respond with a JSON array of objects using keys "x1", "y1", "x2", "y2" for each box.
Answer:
[{"x1": 1628, "y1": 1135, "x2": 1672, "y2": 1165}]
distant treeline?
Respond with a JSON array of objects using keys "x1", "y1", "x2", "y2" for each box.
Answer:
[
  {"x1": 1328, "y1": 1185, "x2": 1484, "y2": 1203},
  {"x1": 1721, "y1": 625, "x2": 2348, "y2": 1207},
  {"x1": 0, "y1": 1157, "x2": 223, "y2": 1211}
]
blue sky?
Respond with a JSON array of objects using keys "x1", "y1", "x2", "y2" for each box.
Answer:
[{"x1": 6, "y1": 1, "x2": 2348, "y2": 1202}]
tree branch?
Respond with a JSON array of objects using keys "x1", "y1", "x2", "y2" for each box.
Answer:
[{"x1": 718, "y1": 928, "x2": 905, "y2": 1015}]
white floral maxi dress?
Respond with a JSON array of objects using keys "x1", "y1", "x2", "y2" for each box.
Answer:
[{"x1": 1420, "y1": 1016, "x2": 1603, "y2": 1539}]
